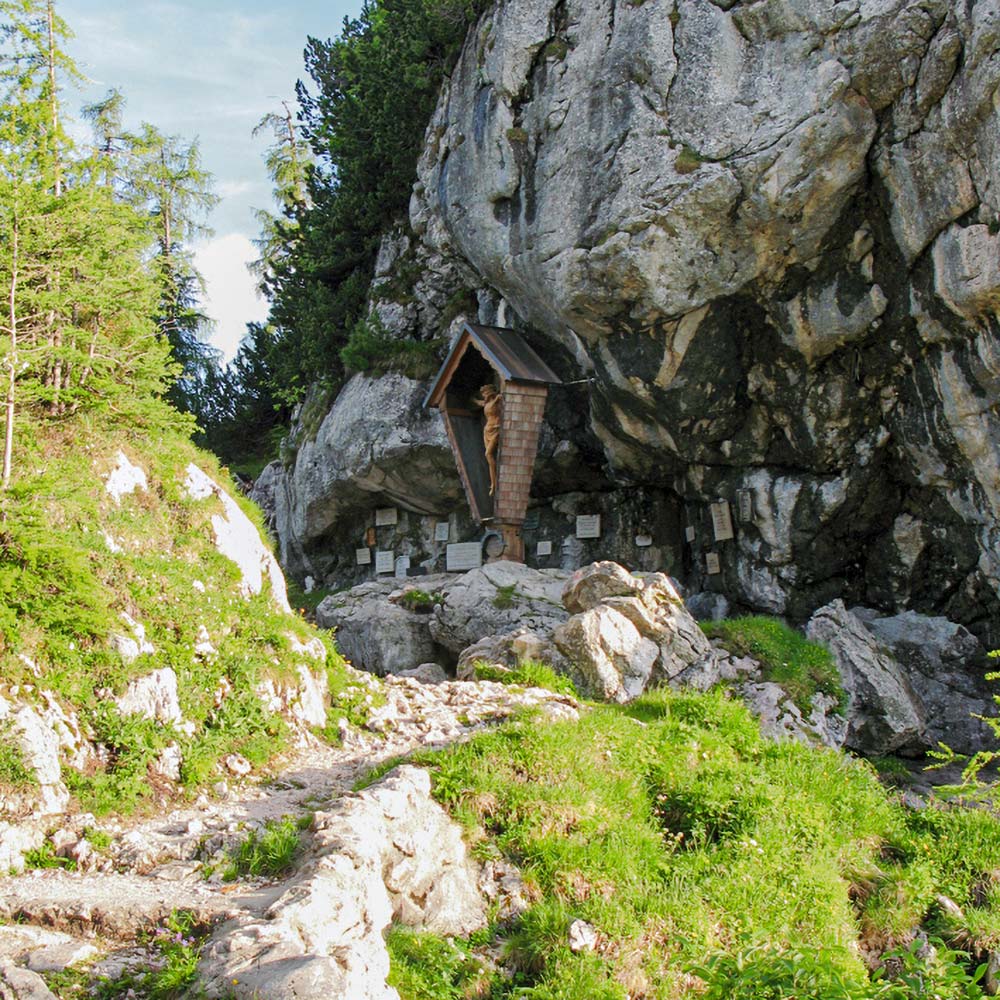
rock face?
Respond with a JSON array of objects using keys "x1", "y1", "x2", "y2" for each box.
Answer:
[{"x1": 807, "y1": 601, "x2": 927, "y2": 755}]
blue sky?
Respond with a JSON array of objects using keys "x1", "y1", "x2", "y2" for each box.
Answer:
[{"x1": 59, "y1": 0, "x2": 361, "y2": 360}]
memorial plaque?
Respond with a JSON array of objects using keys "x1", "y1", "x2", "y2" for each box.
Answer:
[
  {"x1": 685, "y1": 525, "x2": 696, "y2": 543},
  {"x1": 537, "y1": 540, "x2": 553, "y2": 557},
  {"x1": 737, "y1": 489, "x2": 754, "y2": 523},
  {"x1": 394, "y1": 555, "x2": 411, "y2": 578},
  {"x1": 447, "y1": 541, "x2": 482, "y2": 572},
  {"x1": 523, "y1": 510, "x2": 541, "y2": 531},
  {"x1": 635, "y1": 534, "x2": 653, "y2": 548},
  {"x1": 710, "y1": 501, "x2": 735, "y2": 542},
  {"x1": 375, "y1": 507, "x2": 398, "y2": 527},
  {"x1": 434, "y1": 521, "x2": 451, "y2": 542},
  {"x1": 375, "y1": 550, "x2": 394, "y2": 574},
  {"x1": 576, "y1": 514, "x2": 601, "y2": 539},
  {"x1": 705, "y1": 552, "x2": 721, "y2": 575},
  {"x1": 366, "y1": 526, "x2": 377, "y2": 547},
  {"x1": 355, "y1": 547, "x2": 372, "y2": 566}
]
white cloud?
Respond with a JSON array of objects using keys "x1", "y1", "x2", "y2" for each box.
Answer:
[{"x1": 193, "y1": 234, "x2": 267, "y2": 363}]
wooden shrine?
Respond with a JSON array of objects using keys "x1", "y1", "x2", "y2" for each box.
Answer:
[{"x1": 425, "y1": 323, "x2": 561, "y2": 562}]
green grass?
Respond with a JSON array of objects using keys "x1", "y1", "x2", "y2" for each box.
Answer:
[
  {"x1": 23, "y1": 840, "x2": 76, "y2": 871},
  {"x1": 398, "y1": 588, "x2": 443, "y2": 612},
  {"x1": 0, "y1": 422, "x2": 360, "y2": 817},
  {"x1": 0, "y1": 729, "x2": 35, "y2": 789},
  {"x1": 700, "y1": 616, "x2": 844, "y2": 711},
  {"x1": 473, "y1": 659, "x2": 578, "y2": 698},
  {"x1": 492, "y1": 584, "x2": 518, "y2": 610},
  {"x1": 387, "y1": 925, "x2": 495, "y2": 999},
  {"x1": 222, "y1": 815, "x2": 307, "y2": 881},
  {"x1": 406, "y1": 687, "x2": 1000, "y2": 998}
]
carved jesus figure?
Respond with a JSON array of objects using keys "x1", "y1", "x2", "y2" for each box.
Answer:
[{"x1": 475, "y1": 384, "x2": 503, "y2": 496}]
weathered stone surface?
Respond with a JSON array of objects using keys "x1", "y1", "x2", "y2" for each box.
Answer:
[
  {"x1": 807, "y1": 601, "x2": 925, "y2": 755},
  {"x1": 0, "y1": 962, "x2": 58, "y2": 1000},
  {"x1": 740, "y1": 683, "x2": 847, "y2": 750},
  {"x1": 561, "y1": 561, "x2": 643, "y2": 614},
  {"x1": 317, "y1": 581, "x2": 442, "y2": 675},
  {"x1": 0, "y1": 697, "x2": 68, "y2": 817},
  {"x1": 199, "y1": 767, "x2": 484, "y2": 1000},
  {"x1": 430, "y1": 562, "x2": 569, "y2": 655},
  {"x1": 553, "y1": 605, "x2": 659, "y2": 702},
  {"x1": 104, "y1": 451, "x2": 147, "y2": 503},
  {"x1": 115, "y1": 668, "x2": 184, "y2": 727},
  {"x1": 272, "y1": 374, "x2": 465, "y2": 582},
  {"x1": 686, "y1": 592, "x2": 731, "y2": 623},
  {"x1": 184, "y1": 464, "x2": 290, "y2": 613},
  {"x1": 0, "y1": 927, "x2": 98, "y2": 974},
  {"x1": 861, "y1": 610, "x2": 992, "y2": 753}
]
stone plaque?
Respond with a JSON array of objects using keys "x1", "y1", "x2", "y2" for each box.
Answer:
[
  {"x1": 394, "y1": 555, "x2": 411, "y2": 578},
  {"x1": 685, "y1": 526, "x2": 696, "y2": 543},
  {"x1": 737, "y1": 489, "x2": 754, "y2": 523},
  {"x1": 446, "y1": 541, "x2": 482, "y2": 572},
  {"x1": 434, "y1": 521, "x2": 451, "y2": 542},
  {"x1": 537, "y1": 540, "x2": 553, "y2": 557},
  {"x1": 355, "y1": 547, "x2": 372, "y2": 566},
  {"x1": 375, "y1": 550, "x2": 394, "y2": 574},
  {"x1": 635, "y1": 534, "x2": 653, "y2": 548},
  {"x1": 523, "y1": 510, "x2": 540, "y2": 531},
  {"x1": 705, "y1": 552, "x2": 721, "y2": 575},
  {"x1": 576, "y1": 514, "x2": 601, "y2": 539},
  {"x1": 365, "y1": 526, "x2": 377, "y2": 547},
  {"x1": 375, "y1": 507, "x2": 398, "y2": 527},
  {"x1": 710, "y1": 501, "x2": 734, "y2": 542}
]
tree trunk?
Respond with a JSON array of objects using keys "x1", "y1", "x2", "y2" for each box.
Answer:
[{"x1": 47, "y1": 0, "x2": 61, "y2": 198}]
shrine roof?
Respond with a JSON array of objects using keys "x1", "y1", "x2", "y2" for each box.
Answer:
[{"x1": 424, "y1": 323, "x2": 562, "y2": 408}]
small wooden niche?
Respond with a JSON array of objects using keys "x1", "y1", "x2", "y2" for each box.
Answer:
[{"x1": 425, "y1": 323, "x2": 561, "y2": 562}]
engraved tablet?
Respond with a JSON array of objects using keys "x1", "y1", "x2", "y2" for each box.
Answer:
[
  {"x1": 356, "y1": 547, "x2": 372, "y2": 566},
  {"x1": 434, "y1": 521, "x2": 450, "y2": 542},
  {"x1": 635, "y1": 534, "x2": 653, "y2": 548},
  {"x1": 394, "y1": 555, "x2": 410, "y2": 578},
  {"x1": 710, "y1": 501, "x2": 734, "y2": 542},
  {"x1": 705, "y1": 552, "x2": 721, "y2": 575},
  {"x1": 447, "y1": 542, "x2": 482, "y2": 572},
  {"x1": 737, "y1": 489, "x2": 754, "y2": 523},
  {"x1": 537, "y1": 540, "x2": 553, "y2": 557},
  {"x1": 685, "y1": 526, "x2": 696, "y2": 543},
  {"x1": 576, "y1": 514, "x2": 601, "y2": 539},
  {"x1": 375, "y1": 507, "x2": 398, "y2": 527},
  {"x1": 375, "y1": 550, "x2": 394, "y2": 574}
]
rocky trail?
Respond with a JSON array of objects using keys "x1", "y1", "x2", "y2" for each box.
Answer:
[{"x1": 0, "y1": 673, "x2": 578, "y2": 1000}]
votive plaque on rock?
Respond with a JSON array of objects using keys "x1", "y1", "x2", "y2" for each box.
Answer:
[
  {"x1": 576, "y1": 515, "x2": 601, "y2": 539},
  {"x1": 375, "y1": 550, "x2": 395, "y2": 574}
]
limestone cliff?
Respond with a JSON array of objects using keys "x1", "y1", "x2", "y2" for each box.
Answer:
[{"x1": 269, "y1": 0, "x2": 1000, "y2": 646}]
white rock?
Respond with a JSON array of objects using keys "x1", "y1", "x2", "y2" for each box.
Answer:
[
  {"x1": 115, "y1": 667, "x2": 184, "y2": 727},
  {"x1": 568, "y1": 919, "x2": 598, "y2": 953},
  {"x1": 183, "y1": 464, "x2": 291, "y2": 613},
  {"x1": 104, "y1": 451, "x2": 148, "y2": 503}
]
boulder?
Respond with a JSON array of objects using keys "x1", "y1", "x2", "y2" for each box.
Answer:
[
  {"x1": 806, "y1": 601, "x2": 925, "y2": 756},
  {"x1": 561, "y1": 561, "x2": 643, "y2": 613},
  {"x1": 115, "y1": 668, "x2": 184, "y2": 727},
  {"x1": 552, "y1": 605, "x2": 659, "y2": 702},
  {"x1": 316, "y1": 582, "x2": 441, "y2": 675},
  {"x1": 456, "y1": 628, "x2": 569, "y2": 680},
  {"x1": 430, "y1": 562, "x2": 569, "y2": 655},
  {"x1": 740, "y1": 683, "x2": 847, "y2": 750},
  {"x1": 861, "y1": 610, "x2": 992, "y2": 754},
  {"x1": 686, "y1": 592, "x2": 731, "y2": 622}
]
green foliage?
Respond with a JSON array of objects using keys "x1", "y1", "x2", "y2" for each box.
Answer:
[
  {"x1": 473, "y1": 659, "x2": 578, "y2": 698},
  {"x1": 411, "y1": 687, "x2": 1000, "y2": 997},
  {"x1": 674, "y1": 144, "x2": 707, "y2": 174},
  {"x1": 223, "y1": 816, "x2": 304, "y2": 880},
  {"x1": 701, "y1": 616, "x2": 844, "y2": 710},
  {"x1": 492, "y1": 583, "x2": 519, "y2": 610},
  {"x1": 398, "y1": 587, "x2": 443, "y2": 612},
  {"x1": 23, "y1": 839, "x2": 76, "y2": 871},
  {"x1": 0, "y1": 726, "x2": 34, "y2": 788},
  {"x1": 214, "y1": 0, "x2": 489, "y2": 463},
  {"x1": 340, "y1": 312, "x2": 442, "y2": 379},
  {"x1": 386, "y1": 925, "x2": 495, "y2": 999}
]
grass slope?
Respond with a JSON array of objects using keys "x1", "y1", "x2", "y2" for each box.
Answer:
[
  {"x1": 384, "y1": 688, "x2": 1000, "y2": 999},
  {"x1": 0, "y1": 418, "x2": 361, "y2": 815}
]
